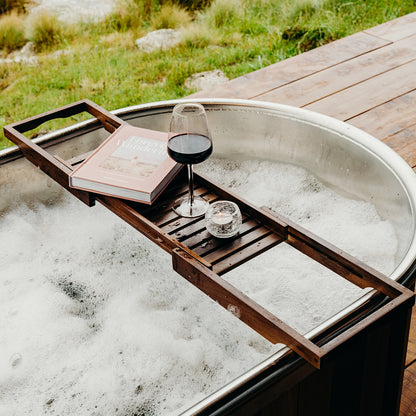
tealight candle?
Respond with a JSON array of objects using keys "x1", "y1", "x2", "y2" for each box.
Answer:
[
  {"x1": 212, "y1": 211, "x2": 233, "y2": 226},
  {"x1": 205, "y1": 201, "x2": 242, "y2": 238}
]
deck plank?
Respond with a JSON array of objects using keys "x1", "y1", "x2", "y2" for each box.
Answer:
[
  {"x1": 364, "y1": 12, "x2": 416, "y2": 42},
  {"x1": 304, "y1": 59, "x2": 416, "y2": 120},
  {"x1": 348, "y1": 90, "x2": 416, "y2": 140},
  {"x1": 188, "y1": 31, "x2": 390, "y2": 100},
  {"x1": 406, "y1": 304, "x2": 416, "y2": 367},
  {"x1": 402, "y1": 305, "x2": 416, "y2": 413},
  {"x1": 386, "y1": 124, "x2": 416, "y2": 169},
  {"x1": 256, "y1": 35, "x2": 416, "y2": 107},
  {"x1": 400, "y1": 362, "x2": 416, "y2": 415}
]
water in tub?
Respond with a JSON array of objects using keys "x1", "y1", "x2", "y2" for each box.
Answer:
[{"x1": 0, "y1": 157, "x2": 397, "y2": 415}]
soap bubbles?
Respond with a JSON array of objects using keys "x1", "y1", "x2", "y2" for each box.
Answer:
[{"x1": 9, "y1": 353, "x2": 22, "y2": 367}]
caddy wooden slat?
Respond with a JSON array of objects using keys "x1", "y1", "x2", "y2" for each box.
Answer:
[{"x1": 4, "y1": 98, "x2": 414, "y2": 371}]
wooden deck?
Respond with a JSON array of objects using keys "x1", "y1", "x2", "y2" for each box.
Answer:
[{"x1": 189, "y1": 12, "x2": 416, "y2": 415}]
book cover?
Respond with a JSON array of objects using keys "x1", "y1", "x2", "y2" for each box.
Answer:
[{"x1": 69, "y1": 124, "x2": 181, "y2": 204}]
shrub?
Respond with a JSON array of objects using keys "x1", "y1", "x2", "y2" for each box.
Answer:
[
  {"x1": 103, "y1": 0, "x2": 147, "y2": 32},
  {"x1": 93, "y1": 0, "x2": 209, "y2": 33},
  {"x1": 0, "y1": 11, "x2": 26, "y2": 52},
  {"x1": 0, "y1": 0, "x2": 29, "y2": 15},
  {"x1": 158, "y1": 0, "x2": 213, "y2": 12},
  {"x1": 202, "y1": 0, "x2": 243, "y2": 29},
  {"x1": 151, "y1": 3, "x2": 192, "y2": 29},
  {"x1": 181, "y1": 21, "x2": 220, "y2": 48},
  {"x1": 282, "y1": 25, "x2": 337, "y2": 52},
  {"x1": 282, "y1": 0, "x2": 340, "y2": 52},
  {"x1": 25, "y1": 11, "x2": 64, "y2": 51}
]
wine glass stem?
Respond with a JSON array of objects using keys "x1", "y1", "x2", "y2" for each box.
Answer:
[{"x1": 187, "y1": 164, "x2": 194, "y2": 211}]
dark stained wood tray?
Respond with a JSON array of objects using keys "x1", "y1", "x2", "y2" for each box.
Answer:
[{"x1": 4, "y1": 99, "x2": 414, "y2": 369}]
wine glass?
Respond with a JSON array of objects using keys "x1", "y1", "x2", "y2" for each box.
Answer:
[{"x1": 168, "y1": 103, "x2": 213, "y2": 217}]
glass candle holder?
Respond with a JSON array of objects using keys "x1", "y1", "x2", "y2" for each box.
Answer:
[{"x1": 205, "y1": 201, "x2": 242, "y2": 238}]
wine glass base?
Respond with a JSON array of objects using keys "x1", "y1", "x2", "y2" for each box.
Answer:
[{"x1": 173, "y1": 196, "x2": 209, "y2": 218}]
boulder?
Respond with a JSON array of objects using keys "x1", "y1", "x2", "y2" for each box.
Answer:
[
  {"x1": 135, "y1": 29, "x2": 181, "y2": 53},
  {"x1": 184, "y1": 70, "x2": 229, "y2": 91},
  {"x1": 0, "y1": 42, "x2": 38, "y2": 65}
]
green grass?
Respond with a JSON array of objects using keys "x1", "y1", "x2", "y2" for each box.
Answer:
[{"x1": 1, "y1": 0, "x2": 416, "y2": 149}]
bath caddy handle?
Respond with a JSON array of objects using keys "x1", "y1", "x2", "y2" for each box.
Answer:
[
  {"x1": 4, "y1": 100, "x2": 414, "y2": 370},
  {"x1": 5, "y1": 98, "x2": 124, "y2": 135},
  {"x1": 3, "y1": 99, "x2": 126, "y2": 206}
]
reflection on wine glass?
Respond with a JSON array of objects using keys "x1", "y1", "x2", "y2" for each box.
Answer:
[{"x1": 168, "y1": 103, "x2": 213, "y2": 217}]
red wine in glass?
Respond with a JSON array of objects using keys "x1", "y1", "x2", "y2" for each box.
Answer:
[
  {"x1": 168, "y1": 103, "x2": 213, "y2": 217},
  {"x1": 167, "y1": 133, "x2": 212, "y2": 165}
]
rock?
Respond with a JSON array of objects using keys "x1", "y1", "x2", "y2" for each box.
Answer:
[
  {"x1": 18, "y1": 42, "x2": 36, "y2": 57},
  {"x1": 29, "y1": 0, "x2": 115, "y2": 24},
  {"x1": 0, "y1": 43, "x2": 71, "y2": 66},
  {"x1": 184, "y1": 70, "x2": 229, "y2": 91},
  {"x1": 0, "y1": 42, "x2": 38, "y2": 65},
  {"x1": 135, "y1": 29, "x2": 181, "y2": 53}
]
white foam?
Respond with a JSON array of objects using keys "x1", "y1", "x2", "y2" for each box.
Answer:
[
  {"x1": 196, "y1": 158, "x2": 397, "y2": 333},
  {"x1": 0, "y1": 157, "x2": 398, "y2": 415}
]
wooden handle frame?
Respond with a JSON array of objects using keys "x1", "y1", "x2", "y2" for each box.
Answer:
[
  {"x1": 3, "y1": 99, "x2": 126, "y2": 206},
  {"x1": 4, "y1": 100, "x2": 414, "y2": 369}
]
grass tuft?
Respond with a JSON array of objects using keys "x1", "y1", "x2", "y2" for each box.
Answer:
[
  {"x1": 102, "y1": 0, "x2": 147, "y2": 32},
  {"x1": 25, "y1": 11, "x2": 65, "y2": 51},
  {"x1": 203, "y1": 0, "x2": 244, "y2": 29},
  {"x1": 0, "y1": 11, "x2": 26, "y2": 52},
  {"x1": 159, "y1": 0, "x2": 213, "y2": 12},
  {"x1": 151, "y1": 3, "x2": 192, "y2": 29},
  {"x1": 283, "y1": 0, "x2": 346, "y2": 52},
  {"x1": 180, "y1": 21, "x2": 221, "y2": 48}
]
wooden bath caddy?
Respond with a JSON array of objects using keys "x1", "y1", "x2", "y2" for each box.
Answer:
[{"x1": 4, "y1": 99, "x2": 414, "y2": 369}]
